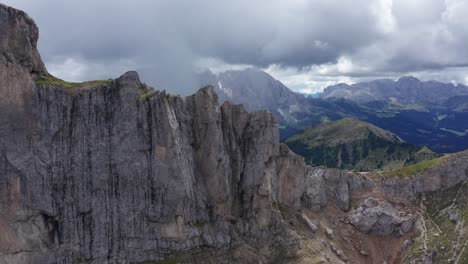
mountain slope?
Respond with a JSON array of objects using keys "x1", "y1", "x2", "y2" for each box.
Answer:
[
  {"x1": 444, "y1": 95, "x2": 468, "y2": 112},
  {"x1": 198, "y1": 69, "x2": 314, "y2": 125},
  {"x1": 286, "y1": 118, "x2": 438, "y2": 171}
]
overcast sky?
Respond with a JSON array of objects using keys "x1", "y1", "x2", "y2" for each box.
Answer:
[{"x1": 5, "y1": 0, "x2": 468, "y2": 94}]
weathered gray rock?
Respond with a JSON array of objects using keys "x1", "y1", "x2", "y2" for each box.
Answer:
[
  {"x1": 400, "y1": 219, "x2": 413, "y2": 233},
  {"x1": 448, "y1": 208, "x2": 459, "y2": 223},
  {"x1": 381, "y1": 151, "x2": 468, "y2": 200},
  {"x1": 301, "y1": 214, "x2": 318, "y2": 232},
  {"x1": 325, "y1": 227, "x2": 334, "y2": 240},
  {"x1": 421, "y1": 257, "x2": 434, "y2": 264},
  {"x1": 301, "y1": 168, "x2": 328, "y2": 211},
  {"x1": 0, "y1": 3, "x2": 46, "y2": 74},
  {"x1": 402, "y1": 239, "x2": 412, "y2": 250},
  {"x1": 301, "y1": 168, "x2": 373, "y2": 212},
  {"x1": 348, "y1": 198, "x2": 413, "y2": 236}
]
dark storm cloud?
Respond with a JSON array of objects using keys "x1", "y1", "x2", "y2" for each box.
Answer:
[
  {"x1": 3, "y1": 0, "x2": 468, "y2": 93},
  {"x1": 12, "y1": 0, "x2": 382, "y2": 64}
]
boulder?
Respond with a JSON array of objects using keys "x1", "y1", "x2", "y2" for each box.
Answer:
[{"x1": 348, "y1": 198, "x2": 413, "y2": 236}]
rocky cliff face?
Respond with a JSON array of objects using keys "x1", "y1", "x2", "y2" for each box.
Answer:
[
  {"x1": 2, "y1": 4, "x2": 468, "y2": 264},
  {"x1": 0, "y1": 5, "x2": 369, "y2": 263}
]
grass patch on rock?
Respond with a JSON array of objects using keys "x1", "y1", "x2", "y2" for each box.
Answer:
[
  {"x1": 35, "y1": 74, "x2": 110, "y2": 89},
  {"x1": 381, "y1": 155, "x2": 448, "y2": 178}
]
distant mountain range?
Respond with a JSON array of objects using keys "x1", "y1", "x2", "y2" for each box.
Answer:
[
  {"x1": 323, "y1": 76, "x2": 468, "y2": 104},
  {"x1": 285, "y1": 118, "x2": 438, "y2": 171},
  {"x1": 199, "y1": 69, "x2": 468, "y2": 153}
]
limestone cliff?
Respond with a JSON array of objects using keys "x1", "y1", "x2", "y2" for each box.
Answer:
[
  {"x1": 2, "y1": 4, "x2": 468, "y2": 264},
  {"x1": 0, "y1": 5, "x2": 367, "y2": 263}
]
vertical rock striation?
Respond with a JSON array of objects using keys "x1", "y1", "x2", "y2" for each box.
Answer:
[{"x1": 0, "y1": 6, "x2": 367, "y2": 262}]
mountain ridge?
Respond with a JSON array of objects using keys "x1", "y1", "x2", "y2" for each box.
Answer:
[{"x1": 322, "y1": 76, "x2": 468, "y2": 104}]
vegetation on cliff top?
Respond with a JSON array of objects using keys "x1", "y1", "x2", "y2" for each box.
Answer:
[
  {"x1": 139, "y1": 86, "x2": 179, "y2": 101},
  {"x1": 381, "y1": 155, "x2": 449, "y2": 178},
  {"x1": 35, "y1": 74, "x2": 110, "y2": 89}
]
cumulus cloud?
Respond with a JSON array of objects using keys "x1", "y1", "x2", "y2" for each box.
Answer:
[{"x1": 3, "y1": 0, "x2": 468, "y2": 94}]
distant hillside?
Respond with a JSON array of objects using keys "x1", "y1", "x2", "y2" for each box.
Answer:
[
  {"x1": 322, "y1": 76, "x2": 468, "y2": 104},
  {"x1": 285, "y1": 118, "x2": 438, "y2": 171},
  {"x1": 444, "y1": 95, "x2": 468, "y2": 112}
]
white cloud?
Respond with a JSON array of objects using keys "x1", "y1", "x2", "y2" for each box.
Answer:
[
  {"x1": 194, "y1": 57, "x2": 251, "y2": 74},
  {"x1": 265, "y1": 64, "x2": 360, "y2": 93},
  {"x1": 47, "y1": 57, "x2": 137, "y2": 82},
  {"x1": 371, "y1": 0, "x2": 397, "y2": 34},
  {"x1": 265, "y1": 64, "x2": 468, "y2": 94},
  {"x1": 442, "y1": 0, "x2": 468, "y2": 25}
]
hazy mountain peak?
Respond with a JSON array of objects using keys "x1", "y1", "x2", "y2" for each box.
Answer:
[
  {"x1": 397, "y1": 76, "x2": 420, "y2": 82},
  {"x1": 197, "y1": 68, "x2": 309, "y2": 124},
  {"x1": 323, "y1": 76, "x2": 468, "y2": 104}
]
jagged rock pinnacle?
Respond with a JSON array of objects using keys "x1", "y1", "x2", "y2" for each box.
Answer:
[{"x1": 0, "y1": 3, "x2": 46, "y2": 75}]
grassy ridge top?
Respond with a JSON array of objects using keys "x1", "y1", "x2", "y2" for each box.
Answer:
[
  {"x1": 35, "y1": 74, "x2": 110, "y2": 89},
  {"x1": 381, "y1": 155, "x2": 449, "y2": 178},
  {"x1": 286, "y1": 118, "x2": 403, "y2": 148}
]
